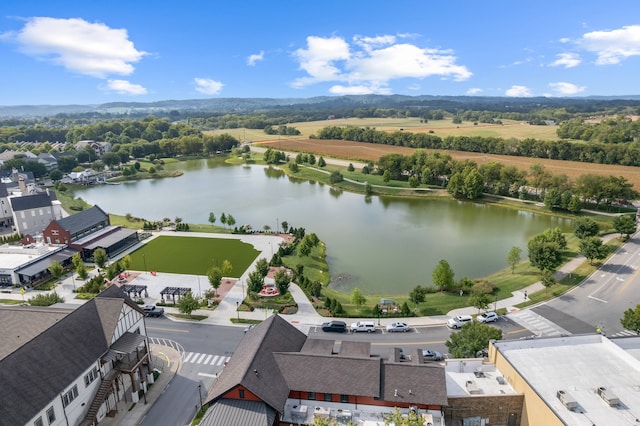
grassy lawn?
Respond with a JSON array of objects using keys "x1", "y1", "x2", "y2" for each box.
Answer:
[{"x1": 127, "y1": 236, "x2": 260, "y2": 275}]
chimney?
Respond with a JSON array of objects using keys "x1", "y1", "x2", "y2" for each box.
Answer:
[{"x1": 18, "y1": 177, "x2": 26, "y2": 194}]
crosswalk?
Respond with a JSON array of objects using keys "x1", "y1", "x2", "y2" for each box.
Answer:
[
  {"x1": 148, "y1": 337, "x2": 185, "y2": 358},
  {"x1": 507, "y1": 310, "x2": 570, "y2": 337},
  {"x1": 610, "y1": 329, "x2": 640, "y2": 338},
  {"x1": 183, "y1": 352, "x2": 231, "y2": 366}
]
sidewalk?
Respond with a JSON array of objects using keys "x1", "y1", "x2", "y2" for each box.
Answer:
[{"x1": 100, "y1": 344, "x2": 182, "y2": 426}]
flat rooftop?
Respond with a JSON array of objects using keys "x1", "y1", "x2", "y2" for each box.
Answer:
[
  {"x1": 445, "y1": 358, "x2": 517, "y2": 396},
  {"x1": 494, "y1": 334, "x2": 640, "y2": 425},
  {"x1": 0, "y1": 244, "x2": 58, "y2": 270}
]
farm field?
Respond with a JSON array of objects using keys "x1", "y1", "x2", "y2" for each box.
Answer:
[
  {"x1": 256, "y1": 138, "x2": 640, "y2": 190},
  {"x1": 127, "y1": 236, "x2": 260, "y2": 275},
  {"x1": 204, "y1": 117, "x2": 560, "y2": 141}
]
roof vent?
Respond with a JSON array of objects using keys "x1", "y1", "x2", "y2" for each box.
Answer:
[
  {"x1": 556, "y1": 390, "x2": 578, "y2": 410},
  {"x1": 597, "y1": 386, "x2": 620, "y2": 406}
]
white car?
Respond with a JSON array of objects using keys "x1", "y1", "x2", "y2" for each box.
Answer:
[
  {"x1": 447, "y1": 315, "x2": 473, "y2": 329},
  {"x1": 386, "y1": 322, "x2": 411, "y2": 333},
  {"x1": 477, "y1": 312, "x2": 498, "y2": 323},
  {"x1": 350, "y1": 321, "x2": 376, "y2": 333}
]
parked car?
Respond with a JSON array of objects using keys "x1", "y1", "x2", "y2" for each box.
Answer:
[
  {"x1": 143, "y1": 305, "x2": 164, "y2": 318},
  {"x1": 447, "y1": 314, "x2": 473, "y2": 329},
  {"x1": 350, "y1": 321, "x2": 376, "y2": 333},
  {"x1": 244, "y1": 324, "x2": 256, "y2": 333},
  {"x1": 321, "y1": 320, "x2": 347, "y2": 333},
  {"x1": 386, "y1": 322, "x2": 411, "y2": 333},
  {"x1": 477, "y1": 312, "x2": 498, "y2": 323},
  {"x1": 422, "y1": 349, "x2": 444, "y2": 362}
]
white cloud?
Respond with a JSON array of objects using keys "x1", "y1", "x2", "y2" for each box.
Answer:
[
  {"x1": 466, "y1": 88, "x2": 483, "y2": 95},
  {"x1": 329, "y1": 85, "x2": 378, "y2": 95},
  {"x1": 579, "y1": 24, "x2": 640, "y2": 64},
  {"x1": 104, "y1": 79, "x2": 147, "y2": 95},
  {"x1": 548, "y1": 82, "x2": 586, "y2": 95},
  {"x1": 505, "y1": 85, "x2": 533, "y2": 97},
  {"x1": 8, "y1": 17, "x2": 146, "y2": 78},
  {"x1": 247, "y1": 50, "x2": 264, "y2": 66},
  {"x1": 291, "y1": 34, "x2": 471, "y2": 93},
  {"x1": 194, "y1": 77, "x2": 224, "y2": 95},
  {"x1": 549, "y1": 53, "x2": 581, "y2": 68},
  {"x1": 292, "y1": 36, "x2": 351, "y2": 87}
]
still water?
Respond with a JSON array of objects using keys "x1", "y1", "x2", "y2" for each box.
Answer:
[{"x1": 76, "y1": 158, "x2": 571, "y2": 295}]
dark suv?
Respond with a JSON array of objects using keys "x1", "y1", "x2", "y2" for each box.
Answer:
[
  {"x1": 321, "y1": 320, "x2": 347, "y2": 333},
  {"x1": 143, "y1": 305, "x2": 164, "y2": 318}
]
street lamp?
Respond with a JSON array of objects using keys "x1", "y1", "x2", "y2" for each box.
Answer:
[
  {"x1": 142, "y1": 254, "x2": 147, "y2": 273},
  {"x1": 236, "y1": 301, "x2": 240, "y2": 321},
  {"x1": 198, "y1": 384, "x2": 203, "y2": 408}
]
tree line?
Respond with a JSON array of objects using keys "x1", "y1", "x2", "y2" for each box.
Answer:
[{"x1": 313, "y1": 122, "x2": 640, "y2": 166}]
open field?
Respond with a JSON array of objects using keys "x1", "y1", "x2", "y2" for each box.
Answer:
[
  {"x1": 204, "y1": 117, "x2": 560, "y2": 142},
  {"x1": 256, "y1": 138, "x2": 640, "y2": 189},
  {"x1": 127, "y1": 236, "x2": 260, "y2": 275}
]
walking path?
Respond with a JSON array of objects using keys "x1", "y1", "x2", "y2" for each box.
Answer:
[{"x1": 1, "y1": 231, "x2": 625, "y2": 425}]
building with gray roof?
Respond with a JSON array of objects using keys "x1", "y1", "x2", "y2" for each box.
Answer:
[
  {"x1": 201, "y1": 315, "x2": 448, "y2": 425},
  {"x1": 0, "y1": 286, "x2": 151, "y2": 426}
]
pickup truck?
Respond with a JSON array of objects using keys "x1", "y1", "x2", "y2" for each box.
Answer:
[{"x1": 143, "y1": 305, "x2": 164, "y2": 317}]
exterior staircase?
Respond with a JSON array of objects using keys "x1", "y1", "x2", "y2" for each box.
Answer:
[{"x1": 79, "y1": 369, "x2": 119, "y2": 426}]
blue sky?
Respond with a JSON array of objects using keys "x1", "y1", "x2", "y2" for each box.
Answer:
[{"x1": 1, "y1": 1, "x2": 640, "y2": 105}]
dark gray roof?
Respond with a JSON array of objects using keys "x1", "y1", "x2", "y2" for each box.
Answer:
[
  {"x1": 0, "y1": 286, "x2": 137, "y2": 426},
  {"x1": 84, "y1": 227, "x2": 138, "y2": 250},
  {"x1": 381, "y1": 363, "x2": 448, "y2": 406},
  {"x1": 339, "y1": 340, "x2": 372, "y2": 358},
  {"x1": 275, "y1": 352, "x2": 382, "y2": 397},
  {"x1": 9, "y1": 192, "x2": 53, "y2": 211},
  {"x1": 207, "y1": 315, "x2": 307, "y2": 413},
  {"x1": 0, "y1": 306, "x2": 72, "y2": 361},
  {"x1": 15, "y1": 247, "x2": 77, "y2": 277},
  {"x1": 0, "y1": 182, "x2": 8, "y2": 197},
  {"x1": 200, "y1": 399, "x2": 276, "y2": 426},
  {"x1": 300, "y1": 338, "x2": 335, "y2": 355},
  {"x1": 54, "y1": 205, "x2": 108, "y2": 235}
]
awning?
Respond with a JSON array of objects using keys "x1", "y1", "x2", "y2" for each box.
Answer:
[
  {"x1": 110, "y1": 332, "x2": 147, "y2": 354},
  {"x1": 84, "y1": 228, "x2": 138, "y2": 250}
]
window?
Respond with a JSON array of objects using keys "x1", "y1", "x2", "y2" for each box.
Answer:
[
  {"x1": 341, "y1": 394, "x2": 349, "y2": 403},
  {"x1": 62, "y1": 385, "x2": 79, "y2": 407},
  {"x1": 308, "y1": 392, "x2": 316, "y2": 400},
  {"x1": 239, "y1": 389, "x2": 245, "y2": 399},
  {"x1": 46, "y1": 407, "x2": 55, "y2": 424},
  {"x1": 324, "y1": 393, "x2": 332, "y2": 402},
  {"x1": 34, "y1": 417, "x2": 43, "y2": 426},
  {"x1": 85, "y1": 366, "x2": 100, "y2": 387}
]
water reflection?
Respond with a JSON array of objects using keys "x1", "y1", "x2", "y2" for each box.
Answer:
[{"x1": 76, "y1": 160, "x2": 572, "y2": 295}]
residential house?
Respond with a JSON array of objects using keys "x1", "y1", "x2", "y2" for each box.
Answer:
[
  {"x1": 76, "y1": 140, "x2": 112, "y2": 156},
  {"x1": 37, "y1": 152, "x2": 59, "y2": 170},
  {"x1": 0, "y1": 285, "x2": 153, "y2": 426}
]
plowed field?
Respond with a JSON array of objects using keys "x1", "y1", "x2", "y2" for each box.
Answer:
[{"x1": 257, "y1": 138, "x2": 640, "y2": 189}]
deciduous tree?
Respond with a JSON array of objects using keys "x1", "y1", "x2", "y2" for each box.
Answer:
[
  {"x1": 613, "y1": 214, "x2": 637, "y2": 240},
  {"x1": 207, "y1": 266, "x2": 223, "y2": 297},
  {"x1": 574, "y1": 217, "x2": 600, "y2": 239},
  {"x1": 506, "y1": 246, "x2": 522, "y2": 274},
  {"x1": 579, "y1": 237, "x2": 607, "y2": 265},
  {"x1": 446, "y1": 321, "x2": 502, "y2": 358},
  {"x1": 93, "y1": 248, "x2": 108, "y2": 269},
  {"x1": 178, "y1": 291, "x2": 200, "y2": 317},
  {"x1": 621, "y1": 305, "x2": 640, "y2": 334},
  {"x1": 351, "y1": 288, "x2": 366, "y2": 310},
  {"x1": 432, "y1": 259, "x2": 455, "y2": 292}
]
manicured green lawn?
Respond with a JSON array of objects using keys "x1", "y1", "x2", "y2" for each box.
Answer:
[{"x1": 128, "y1": 236, "x2": 260, "y2": 276}]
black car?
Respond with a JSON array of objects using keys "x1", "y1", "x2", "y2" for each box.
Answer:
[
  {"x1": 143, "y1": 305, "x2": 164, "y2": 317},
  {"x1": 321, "y1": 320, "x2": 347, "y2": 332}
]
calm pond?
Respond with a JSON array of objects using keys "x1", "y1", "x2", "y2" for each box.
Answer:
[{"x1": 75, "y1": 158, "x2": 572, "y2": 295}]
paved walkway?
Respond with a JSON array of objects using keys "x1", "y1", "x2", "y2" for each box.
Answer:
[{"x1": 1, "y1": 232, "x2": 625, "y2": 425}]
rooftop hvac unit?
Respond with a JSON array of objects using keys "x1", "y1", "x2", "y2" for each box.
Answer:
[
  {"x1": 597, "y1": 386, "x2": 620, "y2": 406},
  {"x1": 556, "y1": 390, "x2": 578, "y2": 410}
]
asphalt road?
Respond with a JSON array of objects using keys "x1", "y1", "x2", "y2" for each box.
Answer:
[{"x1": 531, "y1": 231, "x2": 640, "y2": 337}]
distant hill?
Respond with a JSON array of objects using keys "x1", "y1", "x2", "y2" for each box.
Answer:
[{"x1": 1, "y1": 94, "x2": 640, "y2": 118}]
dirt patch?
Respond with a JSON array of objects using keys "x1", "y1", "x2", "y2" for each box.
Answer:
[{"x1": 258, "y1": 138, "x2": 640, "y2": 189}]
